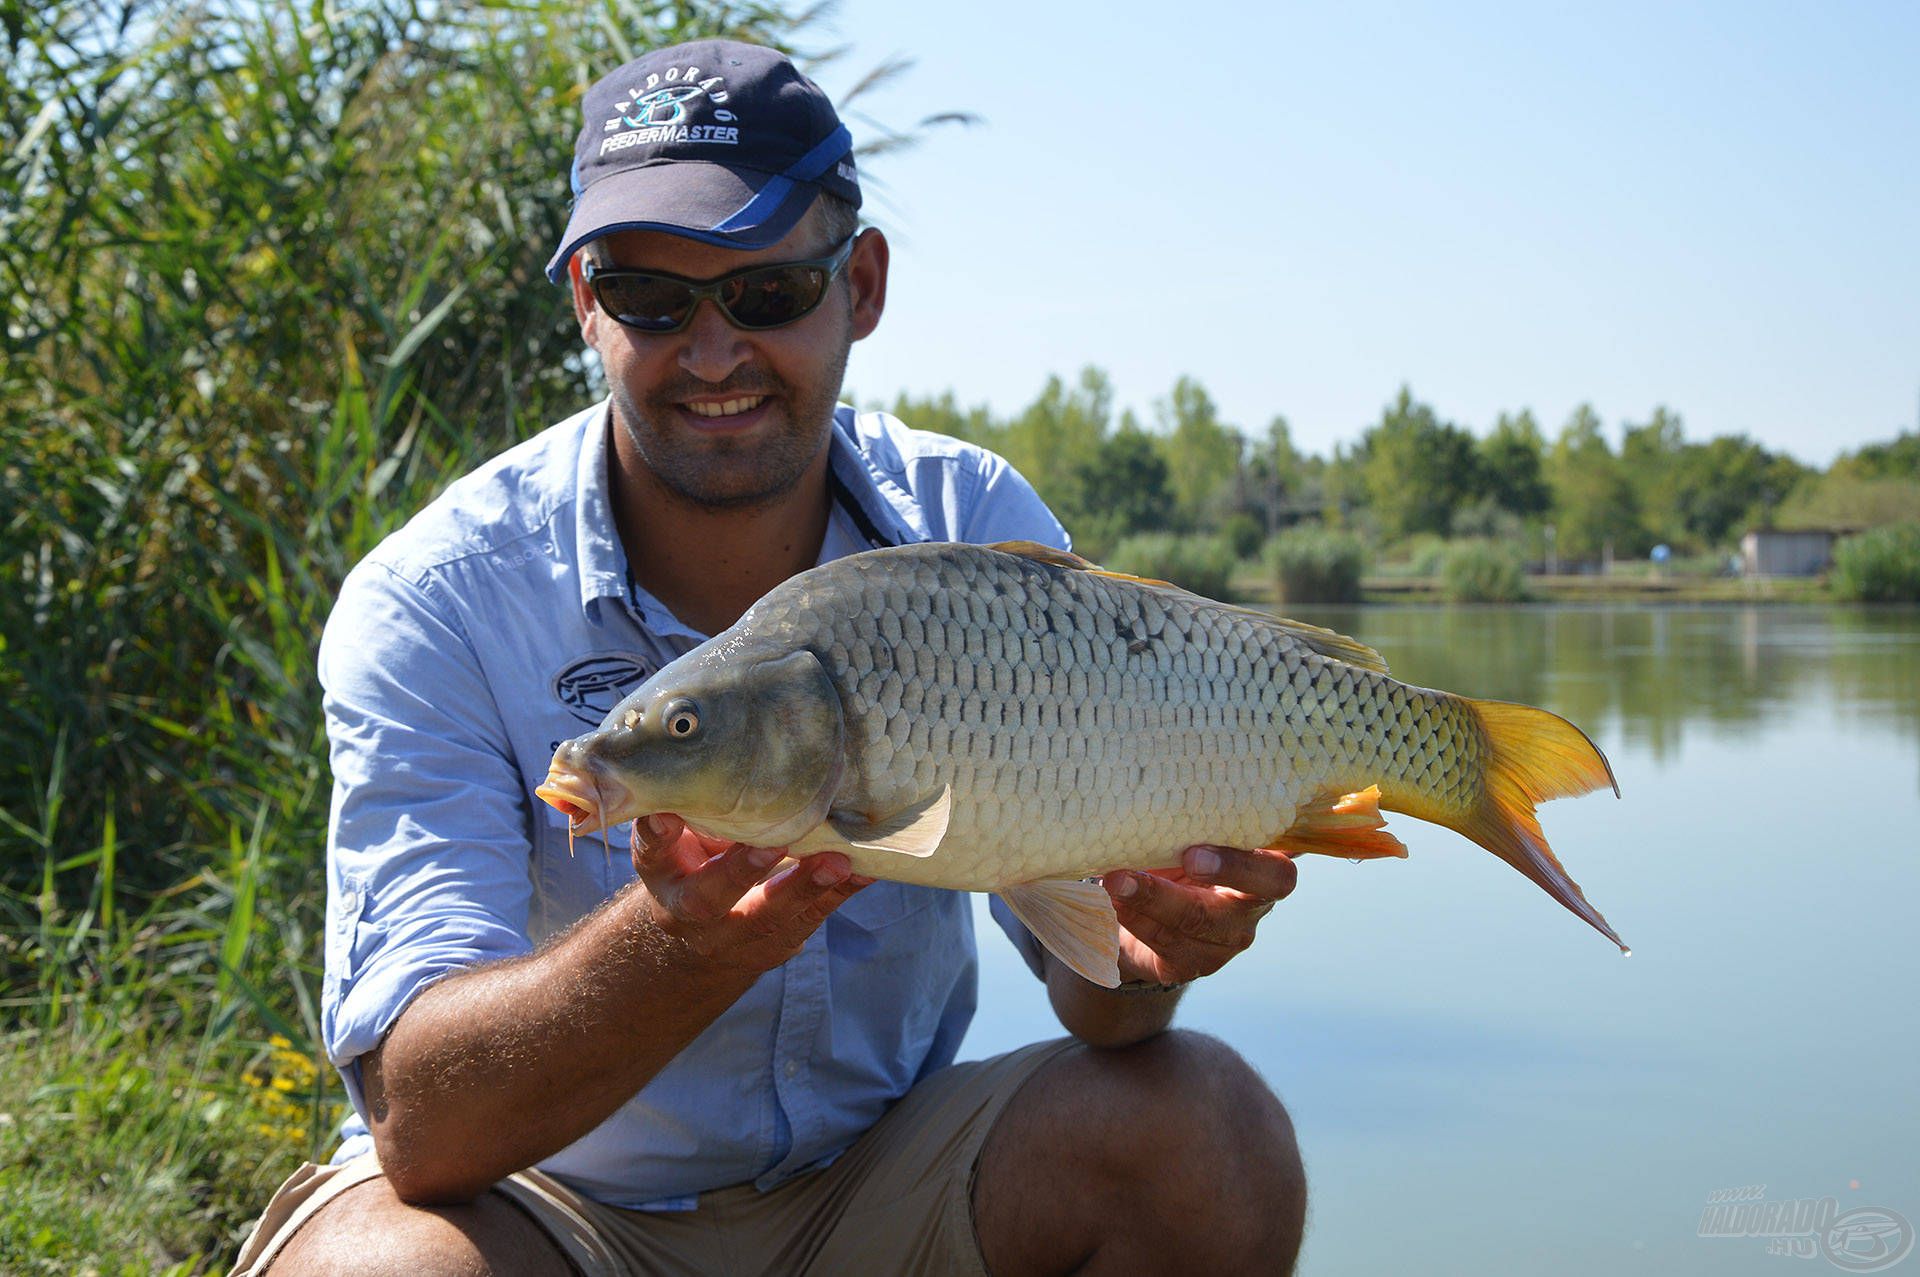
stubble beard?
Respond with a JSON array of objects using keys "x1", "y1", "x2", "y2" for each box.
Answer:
[{"x1": 612, "y1": 339, "x2": 852, "y2": 513}]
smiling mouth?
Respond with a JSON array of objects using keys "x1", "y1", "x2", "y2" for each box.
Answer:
[{"x1": 683, "y1": 396, "x2": 769, "y2": 419}]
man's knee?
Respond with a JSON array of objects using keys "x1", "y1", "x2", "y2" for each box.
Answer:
[
  {"x1": 1092, "y1": 1030, "x2": 1304, "y2": 1196},
  {"x1": 982, "y1": 1030, "x2": 1307, "y2": 1273},
  {"x1": 263, "y1": 1175, "x2": 573, "y2": 1277}
]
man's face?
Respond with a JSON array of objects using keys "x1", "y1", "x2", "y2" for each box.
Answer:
[{"x1": 570, "y1": 212, "x2": 888, "y2": 511}]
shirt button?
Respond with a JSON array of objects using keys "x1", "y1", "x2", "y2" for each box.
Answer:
[
  {"x1": 783, "y1": 1059, "x2": 800, "y2": 1079},
  {"x1": 338, "y1": 888, "x2": 359, "y2": 914}
]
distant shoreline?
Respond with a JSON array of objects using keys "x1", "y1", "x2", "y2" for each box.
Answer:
[
  {"x1": 1233, "y1": 572, "x2": 1838, "y2": 606},
  {"x1": 1370, "y1": 574, "x2": 1831, "y2": 604}
]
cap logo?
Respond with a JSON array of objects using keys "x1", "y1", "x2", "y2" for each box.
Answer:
[
  {"x1": 600, "y1": 65, "x2": 740, "y2": 156},
  {"x1": 624, "y1": 84, "x2": 703, "y2": 127}
]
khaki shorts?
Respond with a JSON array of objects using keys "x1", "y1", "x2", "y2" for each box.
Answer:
[{"x1": 230, "y1": 1037, "x2": 1077, "y2": 1276}]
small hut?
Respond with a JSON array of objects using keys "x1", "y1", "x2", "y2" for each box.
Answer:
[{"x1": 1740, "y1": 529, "x2": 1839, "y2": 577}]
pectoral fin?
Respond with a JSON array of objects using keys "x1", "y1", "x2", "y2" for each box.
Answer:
[
  {"x1": 998, "y1": 878, "x2": 1123, "y2": 988},
  {"x1": 826, "y1": 786, "x2": 952, "y2": 858},
  {"x1": 1270, "y1": 785, "x2": 1408, "y2": 860}
]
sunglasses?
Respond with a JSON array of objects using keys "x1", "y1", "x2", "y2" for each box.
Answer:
[{"x1": 583, "y1": 235, "x2": 858, "y2": 334}]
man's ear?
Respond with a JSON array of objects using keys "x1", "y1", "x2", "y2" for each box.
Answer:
[
  {"x1": 846, "y1": 227, "x2": 889, "y2": 342},
  {"x1": 567, "y1": 252, "x2": 599, "y2": 339}
]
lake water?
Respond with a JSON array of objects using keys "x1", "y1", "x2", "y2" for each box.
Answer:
[{"x1": 958, "y1": 604, "x2": 1920, "y2": 1276}]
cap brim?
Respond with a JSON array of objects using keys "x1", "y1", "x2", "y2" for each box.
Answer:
[{"x1": 544, "y1": 161, "x2": 819, "y2": 282}]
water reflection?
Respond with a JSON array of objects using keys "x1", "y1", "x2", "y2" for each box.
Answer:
[
  {"x1": 1294, "y1": 604, "x2": 1920, "y2": 780},
  {"x1": 961, "y1": 603, "x2": 1920, "y2": 1277}
]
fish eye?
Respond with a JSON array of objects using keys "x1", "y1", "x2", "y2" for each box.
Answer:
[{"x1": 663, "y1": 699, "x2": 700, "y2": 739}]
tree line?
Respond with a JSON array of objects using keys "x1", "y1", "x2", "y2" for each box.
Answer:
[{"x1": 878, "y1": 371, "x2": 1920, "y2": 564}]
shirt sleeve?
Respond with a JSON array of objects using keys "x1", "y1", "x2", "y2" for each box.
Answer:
[
  {"x1": 956, "y1": 449, "x2": 1073, "y2": 553},
  {"x1": 318, "y1": 558, "x2": 537, "y2": 1118}
]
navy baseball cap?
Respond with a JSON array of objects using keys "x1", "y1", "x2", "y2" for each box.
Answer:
[{"x1": 544, "y1": 40, "x2": 861, "y2": 283}]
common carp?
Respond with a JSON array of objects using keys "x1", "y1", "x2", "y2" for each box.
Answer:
[{"x1": 536, "y1": 541, "x2": 1623, "y2": 984}]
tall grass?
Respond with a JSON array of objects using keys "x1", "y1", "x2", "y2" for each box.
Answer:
[
  {"x1": 1831, "y1": 524, "x2": 1920, "y2": 603},
  {"x1": 1, "y1": 0, "x2": 887, "y2": 1264},
  {"x1": 1105, "y1": 532, "x2": 1239, "y2": 599},
  {"x1": 1440, "y1": 541, "x2": 1531, "y2": 603},
  {"x1": 1266, "y1": 527, "x2": 1366, "y2": 604}
]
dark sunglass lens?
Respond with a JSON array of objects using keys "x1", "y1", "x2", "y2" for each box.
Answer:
[
  {"x1": 595, "y1": 274, "x2": 695, "y2": 332},
  {"x1": 721, "y1": 265, "x2": 828, "y2": 329}
]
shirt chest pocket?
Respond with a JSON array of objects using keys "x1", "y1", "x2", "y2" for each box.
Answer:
[
  {"x1": 827, "y1": 880, "x2": 949, "y2": 949},
  {"x1": 533, "y1": 808, "x2": 633, "y2": 933},
  {"x1": 822, "y1": 881, "x2": 967, "y2": 1048}
]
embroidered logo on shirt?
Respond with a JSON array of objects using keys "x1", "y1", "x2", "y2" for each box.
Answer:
[{"x1": 553, "y1": 653, "x2": 654, "y2": 725}]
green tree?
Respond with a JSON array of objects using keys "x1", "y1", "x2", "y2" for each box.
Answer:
[
  {"x1": 1548, "y1": 404, "x2": 1642, "y2": 558},
  {"x1": 1775, "y1": 474, "x2": 1920, "y2": 530},
  {"x1": 1154, "y1": 376, "x2": 1244, "y2": 527},
  {"x1": 1321, "y1": 441, "x2": 1368, "y2": 530},
  {"x1": 1069, "y1": 422, "x2": 1175, "y2": 557},
  {"x1": 1480, "y1": 409, "x2": 1552, "y2": 518},
  {"x1": 1245, "y1": 414, "x2": 1315, "y2": 533},
  {"x1": 1000, "y1": 366, "x2": 1113, "y2": 526},
  {"x1": 1357, "y1": 386, "x2": 1486, "y2": 540},
  {"x1": 1833, "y1": 431, "x2": 1920, "y2": 481},
  {"x1": 1668, "y1": 434, "x2": 1805, "y2": 546},
  {"x1": 1620, "y1": 406, "x2": 1686, "y2": 543}
]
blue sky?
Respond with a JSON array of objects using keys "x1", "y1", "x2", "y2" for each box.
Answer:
[{"x1": 813, "y1": 0, "x2": 1919, "y2": 467}]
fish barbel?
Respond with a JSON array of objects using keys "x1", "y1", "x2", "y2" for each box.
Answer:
[{"x1": 536, "y1": 541, "x2": 1622, "y2": 984}]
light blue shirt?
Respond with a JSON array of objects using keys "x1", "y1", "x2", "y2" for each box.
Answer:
[{"x1": 317, "y1": 400, "x2": 1068, "y2": 1209}]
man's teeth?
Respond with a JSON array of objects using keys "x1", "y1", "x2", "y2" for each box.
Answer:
[{"x1": 685, "y1": 396, "x2": 768, "y2": 418}]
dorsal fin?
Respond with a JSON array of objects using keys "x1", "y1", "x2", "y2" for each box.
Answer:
[
  {"x1": 989, "y1": 540, "x2": 1174, "y2": 588},
  {"x1": 1222, "y1": 608, "x2": 1390, "y2": 673},
  {"x1": 986, "y1": 540, "x2": 1389, "y2": 674},
  {"x1": 989, "y1": 540, "x2": 1094, "y2": 570}
]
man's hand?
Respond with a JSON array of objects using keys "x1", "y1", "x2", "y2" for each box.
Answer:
[
  {"x1": 1101, "y1": 844, "x2": 1298, "y2": 985},
  {"x1": 1042, "y1": 845, "x2": 1297, "y2": 1049},
  {"x1": 632, "y1": 814, "x2": 872, "y2": 975}
]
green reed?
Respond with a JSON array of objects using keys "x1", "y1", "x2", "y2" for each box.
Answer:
[{"x1": 1, "y1": 2, "x2": 954, "y2": 1262}]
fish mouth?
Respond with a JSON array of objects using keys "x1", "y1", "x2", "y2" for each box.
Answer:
[{"x1": 535, "y1": 766, "x2": 636, "y2": 834}]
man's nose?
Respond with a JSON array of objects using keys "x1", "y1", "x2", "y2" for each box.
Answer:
[{"x1": 676, "y1": 299, "x2": 750, "y2": 383}]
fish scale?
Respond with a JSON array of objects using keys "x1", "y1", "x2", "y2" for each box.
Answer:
[
  {"x1": 758, "y1": 545, "x2": 1401, "y2": 886},
  {"x1": 538, "y1": 541, "x2": 1627, "y2": 979}
]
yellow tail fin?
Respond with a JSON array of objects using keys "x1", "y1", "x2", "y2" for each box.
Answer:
[{"x1": 1454, "y1": 699, "x2": 1625, "y2": 952}]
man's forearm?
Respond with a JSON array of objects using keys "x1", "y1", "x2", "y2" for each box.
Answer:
[
  {"x1": 364, "y1": 879, "x2": 756, "y2": 1203},
  {"x1": 1044, "y1": 954, "x2": 1183, "y2": 1049}
]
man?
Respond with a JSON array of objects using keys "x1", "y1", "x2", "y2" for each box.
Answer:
[{"x1": 234, "y1": 38, "x2": 1306, "y2": 1276}]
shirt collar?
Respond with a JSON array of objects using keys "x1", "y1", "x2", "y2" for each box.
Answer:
[
  {"x1": 573, "y1": 400, "x2": 629, "y2": 622},
  {"x1": 827, "y1": 407, "x2": 931, "y2": 546}
]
